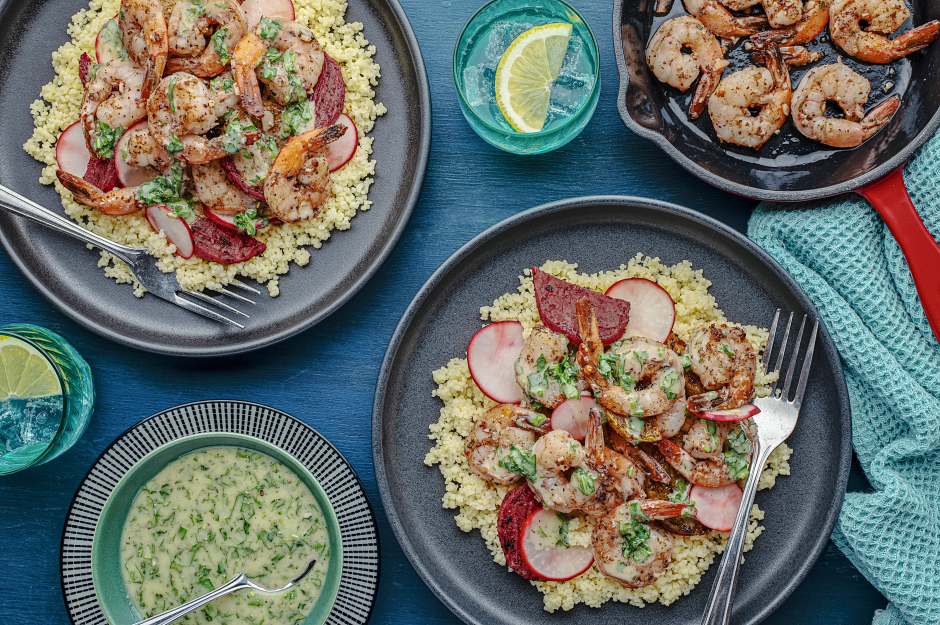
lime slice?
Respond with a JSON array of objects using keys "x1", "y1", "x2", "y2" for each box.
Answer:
[
  {"x1": 494, "y1": 22, "x2": 573, "y2": 133},
  {"x1": 0, "y1": 335, "x2": 62, "y2": 400}
]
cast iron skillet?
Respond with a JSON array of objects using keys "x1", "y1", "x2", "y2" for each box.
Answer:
[
  {"x1": 613, "y1": 0, "x2": 940, "y2": 343},
  {"x1": 373, "y1": 196, "x2": 851, "y2": 625},
  {"x1": 0, "y1": 0, "x2": 430, "y2": 357}
]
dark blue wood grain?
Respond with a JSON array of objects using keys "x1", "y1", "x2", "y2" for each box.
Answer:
[{"x1": 0, "y1": 0, "x2": 886, "y2": 623}]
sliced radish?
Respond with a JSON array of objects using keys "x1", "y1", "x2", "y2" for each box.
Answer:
[
  {"x1": 326, "y1": 114, "x2": 357, "y2": 172},
  {"x1": 95, "y1": 16, "x2": 126, "y2": 63},
  {"x1": 532, "y1": 268, "x2": 631, "y2": 344},
  {"x1": 605, "y1": 278, "x2": 676, "y2": 343},
  {"x1": 693, "y1": 404, "x2": 760, "y2": 422},
  {"x1": 550, "y1": 396, "x2": 596, "y2": 441},
  {"x1": 115, "y1": 120, "x2": 159, "y2": 188},
  {"x1": 467, "y1": 321, "x2": 524, "y2": 404},
  {"x1": 56, "y1": 121, "x2": 93, "y2": 178},
  {"x1": 239, "y1": 0, "x2": 295, "y2": 30},
  {"x1": 203, "y1": 206, "x2": 268, "y2": 232},
  {"x1": 146, "y1": 205, "x2": 195, "y2": 259},
  {"x1": 689, "y1": 482, "x2": 744, "y2": 532},
  {"x1": 520, "y1": 509, "x2": 594, "y2": 582}
]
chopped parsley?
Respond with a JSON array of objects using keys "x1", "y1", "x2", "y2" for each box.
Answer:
[
  {"x1": 679, "y1": 353, "x2": 692, "y2": 371},
  {"x1": 168, "y1": 75, "x2": 178, "y2": 112},
  {"x1": 618, "y1": 502, "x2": 653, "y2": 563},
  {"x1": 526, "y1": 353, "x2": 580, "y2": 400},
  {"x1": 92, "y1": 121, "x2": 122, "y2": 159},
  {"x1": 723, "y1": 450, "x2": 749, "y2": 480},
  {"x1": 497, "y1": 445, "x2": 537, "y2": 482},
  {"x1": 530, "y1": 412, "x2": 547, "y2": 427},
  {"x1": 221, "y1": 118, "x2": 258, "y2": 155},
  {"x1": 210, "y1": 28, "x2": 232, "y2": 65},
  {"x1": 627, "y1": 416, "x2": 645, "y2": 438},
  {"x1": 720, "y1": 343, "x2": 735, "y2": 357},
  {"x1": 280, "y1": 100, "x2": 313, "y2": 138},
  {"x1": 598, "y1": 350, "x2": 637, "y2": 390},
  {"x1": 258, "y1": 16, "x2": 282, "y2": 39},
  {"x1": 136, "y1": 162, "x2": 193, "y2": 218},
  {"x1": 166, "y1": 133, "x2": 184, "y2": 156},
  {"x1": 101, "y1": 18, "x2": 129, "y2": 61},
  {"x1": 661, "y1": 370, "x2": 680, "y2": 400},
  {"x1": 209, "y1": 75, "x2": 235, "y2": 93},
  {"x1": 233, "y1": 207, "x2": 268, "y2": 236},
  {"x1": 727, "y1": 424, "x2": 751, "y2": 455},
  {"x1": 555, "y1": 513, "x2": 570, "y2": 547},
  {"x1": 573, "y1": 467, "x2": 597, "y2": 496},
  {"x1": 668, "y1": 479, "x2": 694, "y2": 509}
]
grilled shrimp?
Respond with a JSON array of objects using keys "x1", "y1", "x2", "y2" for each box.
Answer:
[
  {"x1": 791, "y1": 61, "x2": 900, "y2": 148},
  {"x1": 830, "y1": 0, "x2": 940, "y2": 64},
  {"x1": 655, "y1": 437, "x2": 739, "y2": 487},
  {"x1": 263, "y1": 123, "x2": 345, "y2": 222},
  {"x1": 464, "y1": 404, "x2": 542, "y2": 486},
  {"x1": 120, "y1": 124, "x2": 172, "y2": 171},
  {"x1": 528, "y1": 430, "x2": 601, "y2": 513},
  {"x1": 119, "y1": 0, "x2": 168, "y2": 99},
  {"x1": 232, "y1": 18, "x2": 326, "y2": 117},
  {"x1": 682, "y1": 0, "x2": 769, "y2": 38},
  {"x1": 54, "y1": 171, "x2": 149, "y2": 216},
  {"x1": 647, "y1": 16, "x2": 731, "y2": 119},
  {"x1": 592, "y1": 499, "x2": 693, "y2": 588},
  {"x1": 81, "y1": 60, "x2": 148, "y2": 157},
  {"x1": 708, "y1": 47, "x2": 791, "y2": 150},
  {"x1": 191, "y1": 159, "x2": 259, "y2": 213},
  {"x1": 750, "y1": 0, "x2": 829, "y2": 48},
  {"x1": 682, "y1": 416, "x2": 736, "y2": 461},
  {"x1": 514, "y1": 325, "x2": 572, "y2": 408},
  {"x1": 686, "y1": 324, "x2": 756, "y2": 412},
  {"x1": 166, "y1": 0, "x2": 248, "y2": 77}
]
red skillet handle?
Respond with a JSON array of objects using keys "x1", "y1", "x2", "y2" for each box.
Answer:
[{"x1": 858, "y1": 166, "x2": 940, "y2": 345}]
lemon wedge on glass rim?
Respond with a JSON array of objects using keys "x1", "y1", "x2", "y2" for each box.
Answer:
[
  {"x1": 0, "y1": 335, "x2": 62, "y2": 400},
  {"x1": 494, "y1": 22, "x2": 573, "y2": 133}
]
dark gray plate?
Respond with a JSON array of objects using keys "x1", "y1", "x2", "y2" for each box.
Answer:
[
  {"x1": 0, "y1": 0, "x2": 430, "y2": 356},
  {"x1": 373, "y1": 196, "x2": 851, "y2": 625}
]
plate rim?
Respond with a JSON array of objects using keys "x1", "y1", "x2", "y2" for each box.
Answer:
[
  {"x1": 59, "y1": 399, "x2": 382, "y2": 625},
  {"x1": 372, "y1": 194, "x2": 852, "y2": 625},
  {"x1": 0, "y1": 0, "x2": 431, "y2": 357}
]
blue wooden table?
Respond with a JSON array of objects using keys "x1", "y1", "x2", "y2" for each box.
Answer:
[{"x1": 0, "y1": 0, "x2": 888, "y2": 623}]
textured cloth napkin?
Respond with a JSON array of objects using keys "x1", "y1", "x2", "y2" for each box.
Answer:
[{"x1": 747, "y1": 135, "x2": 940, "y2": 625}]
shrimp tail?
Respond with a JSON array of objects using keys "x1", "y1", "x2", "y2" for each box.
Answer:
[
  {"x1": 55, "y1": 170, "x2": 146, "y2": 216},
  {"x1": 860, "y1": 94, "x2": 901, "y2": 139},
  {"x1": 689, "y1": 61, "x2": 728, "y2": 119},
  {"x1": 620, "y1": 444, "x2": 672, "y2": 483},
  {"x1": 635, "y1": 499, "x2": 694, "y2": 521},
  {"x1": 777, "y1": 45, "x2": 823, "y2": 66},
  {"x1": 891, "y1": 21, "x2": 940, "y2": 59},
  {"x1": 166, "y1": 56, "x2": 225, "y2": 78},
  {"x1": 232, "y1": 33, "x2": 266, "y2": 117}
]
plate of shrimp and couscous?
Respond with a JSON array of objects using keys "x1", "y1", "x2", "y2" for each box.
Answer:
[
  {"x1": 0, "y1": 0, "x2": 429, "y2": 355},
  {"x1": 373, "y1": 197, "x2": 852, "y2": 625}
]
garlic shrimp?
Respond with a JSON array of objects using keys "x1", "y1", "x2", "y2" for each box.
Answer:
[
  {"x1": 118, "y1": 0, "x2": 168, "y2": 99},
  {"x1": 527, "y1": 430, "x2": 601, "y2": 513},
  {"x1": 166, "y1": 0, "x2": 248, "y2": 77},
  {"x1": 81, "y1": 60, "x2": 148, "y2": 157},
  {"x1": 655, "y1": 437, "x2": 739, "y2": 487},
  {"x1": 514, "y1": 325, "x2": 573, "y2": 408},
  {"x1": 191, "y1": 159, "x2": 259, "y2": 213},
  {"x1": 464, "y1": 404, "x2": 542, "y2": 486},
  {"x1": 55, "y1": 171, "x2": 149, "y2": 216},
  {"x1": 682, "y1": 0, "x2": 769, "y2": 38},
  {"x1": 685, "y1": 324, "x2": 756, "y2": 412},
  {"x1": 580, "y1": 408, "x2": 648, "y2": 518},
  {"x1": 830, "y1": 0, "x2": 940, "y2": 64},
  {"x1": 749, "y1": 0, "x2": 829, "y2": 48}
]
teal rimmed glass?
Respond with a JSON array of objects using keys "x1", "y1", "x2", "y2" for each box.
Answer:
[
  {"x1": 0, "y1": 324, "x2": 94, "y2": 475},
  {"x1": 453, "y1": 0, "x2": 600, "y2": 154}
]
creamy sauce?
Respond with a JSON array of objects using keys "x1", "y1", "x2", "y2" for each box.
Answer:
[{"x1": 120, "y1": 447, "x2": 330, "y2": 625}]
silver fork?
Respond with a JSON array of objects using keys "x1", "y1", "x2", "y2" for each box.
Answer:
[
  {"x1": 701, "y1": 310, "x2": 820, "y2": 625},
  {"x1": 0, "y1": 183, "x2": 258, "y2": 328}
]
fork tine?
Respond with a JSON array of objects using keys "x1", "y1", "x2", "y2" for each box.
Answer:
[
  {"x1": 217, "y1": 287, "x2": 256, "y2": 305},
  {"x1": 762, "y1": 309, "x2": 781, "y2": 369},
  {"x1": 183, "y1": 290, "x2": 250, "y2": 318},
  {"x1": 228, "y1": 278, "x2": 262, "y2": 295},
  {"x1": 792, "y1": 319, "x2": 819, "y2": 411},
  {"x1": 173, "y1": 294, "x2": 245, "y2": 328},
  {"x1": 780, "y1": 315, "x2": 807, "y2": 400},
  {"x1": 770, "y1": 312, "x2": 794, "y2": 395}
]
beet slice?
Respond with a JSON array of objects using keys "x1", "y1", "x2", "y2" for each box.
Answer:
[
  {"x1": 312, "y1": 53, "x2": 345, "y2": 127},
  {"x1": 496, "y1": 485, "x2": 545, "y2": 581},
  {"x1": 191, "y1": 217, "x2": 266, "y2": 264},
  {"x1": 220, "y1": 156, "x2": 265, "y2": 200},
  {"x1": 79, "y1": 52, "x2": 93, "y2": 87},
  {"x1": 83, "y1": 155, "x2": 120, "y2": 192},
  {"x1": 531, "y1": 267, "x2": 631, "y2": 344}
]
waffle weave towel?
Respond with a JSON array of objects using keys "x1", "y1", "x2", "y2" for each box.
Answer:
[{"x1": 748, "y1": 136, "x2": 940, "y2": 625}]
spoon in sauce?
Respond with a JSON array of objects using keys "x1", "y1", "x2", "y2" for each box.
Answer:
[{"x1": 130, "y1": 558, "x2": 318, "y2": 625}]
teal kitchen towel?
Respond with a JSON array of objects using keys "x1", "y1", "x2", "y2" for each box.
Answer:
[{"x1": 748, "y1": 136, "x2": 940, "y2": 625}]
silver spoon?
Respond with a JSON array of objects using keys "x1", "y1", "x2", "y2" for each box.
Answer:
[{"x1": 132, "y1": 558, "x2": 318, "y2": 625}]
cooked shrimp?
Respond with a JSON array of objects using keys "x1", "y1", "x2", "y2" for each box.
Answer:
[
  {"x1": 81, "y1": 60, "x2": 148, "y2": 156},
  {"x1": 264, "y1": 123, "x2": 345, "y2": 222},
  {"x1": 580, "y1": 408, "x2": 647, "y2": 518},
  {"x1": 55, "y1": 171, "x2": 149, "y2": 216},
  {"x1": 119, "y1": 0, "x2": 168, "y2": 99},
  {"x1": 647, "y1": 16, "x2": 731, "y2": 119},
  {"x1": 514, "y1": 326, "x2": 572, "y2": 408},
  {"x1": 655, "y1": 437, "x2": 738, "y2": 487},
  {"x1": 708, "y1": 46, "x2": 791, "y2": 150},
  {"x1": 749, "y1": 0, "x2": 829, "y2": 48},
  {"x1": 592, "y1": 499, "x2": 693, "y2": 588},
  {"x1": 120, "y1": 124, "x2": 172, "y2": 171},
  {"x1": 191, "y1": 159, "x2": 259, "y2": 213},
  {"x1": 791, "y1": 61, "x2": 901, "y2": 148},
  {"x1": 528, "y1": 430, "x2": 601, "y2": 513},
  {"x1": 166, "y1": 0, "x2": 248, "y2": 77},
  {"x1": 682, "y1": 417, "x2": 735, "y2": 460},
  {"x1": 464, "y1": 404, "x2": 542, "y2": 486},
  {"x1": 682, "y1": 0, "x2": 770, "y2": 38},
  {"x1": 686, "y1": 324, "x2": 757, "y2": 412},
  {"x1": 779, "y1": 45, "x2": 823, "y2": 65},
  {"x1": 830, "y1": 0, "x2": 940, "y2": 64},
  {"x1": 233, "y1": 19, "x2": 326, "y2": 117},
  {"x1": 585, "y1": 340, "x2": 684, "y2": 418}
]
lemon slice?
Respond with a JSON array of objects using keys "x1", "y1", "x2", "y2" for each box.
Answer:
[
  {"x1": 0, "y1": 335, "x2": 62, "y2": 400},
  {"x1": 495, "y1": 22, "x2": 572, "y2": 133}
]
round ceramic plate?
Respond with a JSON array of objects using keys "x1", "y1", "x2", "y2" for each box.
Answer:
[
  {"x1": 373, "y1": 196, "x2": 851, "y2": 625},
  {"x1": 61, "y1": 400, "x2": 380, "y2": 625},
  {"x1": 0, "y1": 0, "x2": 430, "y2": 356}
]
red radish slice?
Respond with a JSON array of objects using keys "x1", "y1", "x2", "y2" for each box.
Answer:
[
  {"x1": 95, "y1": 16, "x2": 125, "y2": 63},
  {"x1": 79, "y1": 52, "x2": 92, "y2": 87},
  {"x1": 689, "y1": 482, "x2": 744, "y2": 532},
  {"x1": 326, "y1": 114, "x2": 357, "y2": 172},
  {"x1": 520, "y1": 509, "x2": 594, "y2": 582},
  {"x1": 496, "y1": 486, "x2": 543, "y2": 580},
  {"x1": 313, "y1": 54, "x2": 345, "y2": 127},
  {"x1": 550, "y1": 396, "x2": 596, "y2": 440},
  {"x1": 191, "y1": 217, "x2": 266, "y2": 264},
  {"x1": 220, "y1": 156, "x2": 266, "y2": 200},
  {"x1": 56, "y1": 121, "x2": 93, "y2": 179},
  {"x1": 693, "y1": 404, "x2": 760, "y2": 422},
  {"x1": 532, "y1": 267, "x2": 631, "y2": 344},
  {"x1": 146, "y1": 205, "x2": 195, "y2": 259},
  {"x1": 605, "y1": 278, "x2": 676, "y2": 343},
  {"x1": 115, "y1": 120, "x2": 158, "y2": 188},
  {"x1": 467, "y1": 321, "x2": 524, "y2": 404},
  {"x1": 239, "y1": 0, "x2": 295, "y2": 29},
  {"x1": 203, "y1": 206, "x2": 268, "y2": 232}
]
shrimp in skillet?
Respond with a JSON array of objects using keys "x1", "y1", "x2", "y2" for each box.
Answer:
[
  {"x1": 685, "y1": 323, "x2": 757, "y2": 412},
  {"x1": 791, "y1": 60, "x2": 900, "y2": 148},
  {"x1": 682, "y1": 0, "x2": 769, "y2": 38},
  {"x1": 81, "y1": 60, "x2": 148, "y2": 157},
  {"x1": 721, "y1": 0, "x2": 803, "y2": 28},
  {"x1": 264, "y1": 123, "x2": 346, "y2": 222},
  {"x1": 749, "y1": 0, "x2": 829, "y2": 48},
  {"x1": 119, "y1": 0, "x2": 168, "y2": 99},
  {"x1": 830, "y1": 0, "x2": 940, "y2": 64},
  {"x1": 166, "y1": 0, "x2": 248, "y2": 77},
  {"x1": 647, "y1": 16, "x2": 731, "y2": 119},
  {"x1": 464, "y1": 404, "x2": 545, "y2": 486}
]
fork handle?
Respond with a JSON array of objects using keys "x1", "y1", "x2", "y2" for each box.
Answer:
[
  {"x1": 131, "y1": 574, "x2": 253, "y2": 625},
  {"x1": 700, "y1": 440, "x2": 775, "y2": 625},
  {"x1": 0, "y1": 182, "x2": 141, "y2": 262}
]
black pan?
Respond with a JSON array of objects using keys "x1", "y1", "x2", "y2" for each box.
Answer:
[{"x1": 613, "y1": 0, "x2": 940, "y2": 342}]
